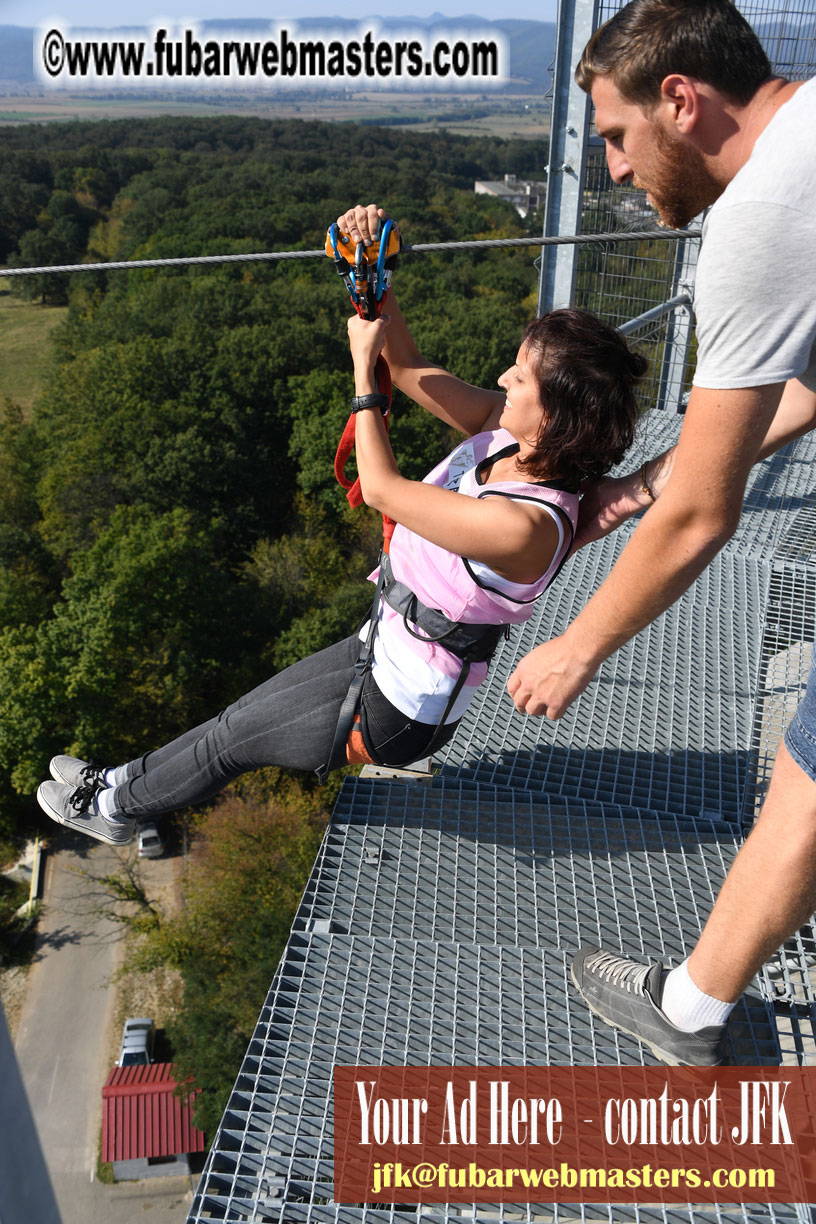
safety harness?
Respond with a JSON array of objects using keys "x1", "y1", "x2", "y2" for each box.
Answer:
[
  {"x1": 317, "y1": 221, "x2": 552, "y2": 782},
  {"x1": 317, "y1": 545, "x2": 513, "y2": 782}
]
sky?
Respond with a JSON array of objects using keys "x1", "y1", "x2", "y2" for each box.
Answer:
[{"x1": 1, "y1": 0, "x2": 559, "y2": 27}]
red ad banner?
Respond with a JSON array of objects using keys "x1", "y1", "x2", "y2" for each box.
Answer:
[{"x1": 334, "y1": 1066, "x2": 816, "y2": 1205}]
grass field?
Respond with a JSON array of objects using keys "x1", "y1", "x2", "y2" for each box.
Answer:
[
  {"x1": 0, "y1": 281, "x2": 66, "y2": 413},
  {"x1": 0, "y1": 90, "x2": 551, "y2": 140}
]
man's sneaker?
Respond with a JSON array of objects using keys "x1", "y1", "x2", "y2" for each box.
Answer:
[
  {"x1": 37, "y1": 780, "x2": 135, "y2": 847},
  {"x1": 570, "y1": 946, "x2": 729, "y2": 1066},
  {"x1": 49, "y1": 755, "x2": 107, "y2": 792}
]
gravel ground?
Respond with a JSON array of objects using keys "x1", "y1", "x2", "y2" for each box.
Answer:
[{"x1": 0, "y1": 961, "x2": 32, "y2": 1041}]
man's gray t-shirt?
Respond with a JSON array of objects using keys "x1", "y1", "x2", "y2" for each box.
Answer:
[{"x1": 693, "y1": 75, "x2": 816, "y2": 392}]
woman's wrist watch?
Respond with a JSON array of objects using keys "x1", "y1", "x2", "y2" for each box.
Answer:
[{"x1": 350, "y1": 392, "x2": 390, "y2": 415}]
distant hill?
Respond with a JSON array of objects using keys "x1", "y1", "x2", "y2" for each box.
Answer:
[
  {"x1": 0, "y1": 25, "x2": 33, "y2": 83},
  {"x1": 0, "y1": 18, "x2": 556, "y2": 91}
]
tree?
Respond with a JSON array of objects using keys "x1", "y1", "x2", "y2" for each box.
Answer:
[
  {"x1": 8, "y1": 217, "x2": 84, "y2": 304},
  {"x1": 0, "y1": 112, "x2": 573, "y2": 1138},
  {"x1": 47, "y1": 505, "x2": 262, "y2": 766},
  {"x1": 0, "y1": 622, "x2": 66, "y2": 795}
]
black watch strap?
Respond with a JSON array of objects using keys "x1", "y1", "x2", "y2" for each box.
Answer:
[{"x1": 350, "y1": 392, "x2": 390, "y2": 414}]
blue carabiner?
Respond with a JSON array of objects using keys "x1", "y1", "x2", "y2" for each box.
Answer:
[
  {"x1": 328, "y1": 222, "x2": 361, "y2": 308},
  {"x1": 328, "y1": 222, "x2": 341, "y2": 262},
  {"x1": 374, "y1": 218, "x2": 395, "y2": 302}
]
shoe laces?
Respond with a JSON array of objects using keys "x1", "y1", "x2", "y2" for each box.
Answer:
[
  {"x1": 585, "y1": 950, "x2": 653, "y2": 995},
  {"x1": 69, "y1": 781, "x2": 98, "y2": 813},
  {"x1": 69, "y1": 762, "x2": 106, "y2": 812},
  {"x1": 80, "y1": 761, "x2": 106, "y2": 788}
]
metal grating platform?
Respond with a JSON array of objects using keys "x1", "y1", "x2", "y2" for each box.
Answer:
[
  {"x1": 186, "y1": 420, "x2": 816, "y2": 1224},
  {"x1": 772, "y1": 502, "x2": 816, "y2": 567},
  {"x1": 188, "y1": 1202, "x2": 808, "y2": 1224},
  {"x1": 726, "y1": 440, "x2": 816, "y2": 564},
  {"x1": 305, "y1": 773, "x2": 816, "y2": 1015},
  {"x1": 434, "y1": 552, "x2": 768, "y2": 822},
  {"x1": 297, "y1": 777, "x2": 739, "y2": 961},
  {"x1": 187, "y1": 934, "x2": 810, "y2": 1224},
  {"x1": 608, "y1": 413, "x2": 816, "y2": 565}
]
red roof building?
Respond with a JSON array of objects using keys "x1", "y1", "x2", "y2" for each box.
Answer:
[{"x1": 102, "y1": 1063, "x2": 206, "y2": 1179}]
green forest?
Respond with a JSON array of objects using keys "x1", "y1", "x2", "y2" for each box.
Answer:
[{"x1": 0, "y1": 114, "x2": 549, "y2": 1131}]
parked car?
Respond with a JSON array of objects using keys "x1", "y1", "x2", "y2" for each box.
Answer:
[
  {"x1": 137, "y1": 822, "x2": 164, "y2": 859},
  {"x1": 116, "y1": 1018, "x2": 155, "y2": 1067}
]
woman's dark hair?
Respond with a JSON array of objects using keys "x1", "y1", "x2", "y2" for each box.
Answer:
[{"x1": 516, "y1": 307, "x2": 647, "y2": 486}]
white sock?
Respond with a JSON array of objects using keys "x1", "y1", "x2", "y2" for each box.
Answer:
[
  {"x1": 660, "y1": 959, "x2": 735, "y2": 1032},
  {"x1": 96, "y1": 786, "x2": 129, "y2": 823},
  {"x1": 103, "y1": 765, "x2": 127, "y2": 787}
]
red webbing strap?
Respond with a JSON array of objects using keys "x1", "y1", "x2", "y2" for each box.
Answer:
[{"x1": 333, "y1": 296, "x2": 396, "y2": 552}]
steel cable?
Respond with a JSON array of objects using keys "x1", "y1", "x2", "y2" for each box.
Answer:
[{"x1": 0, "y1": 229, "x2": 700, "y2": 278}]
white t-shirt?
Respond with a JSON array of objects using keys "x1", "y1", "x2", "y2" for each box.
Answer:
[{"x1": 693, "y1": 75, "x2": 816, "y2": 392}]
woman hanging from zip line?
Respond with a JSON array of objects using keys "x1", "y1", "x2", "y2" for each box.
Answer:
[{"x1": 36, "y1": 204, "x2": 647, "y2": 847}]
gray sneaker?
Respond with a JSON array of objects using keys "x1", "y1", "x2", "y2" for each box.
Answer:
[
  {"x1": 50, "y1": 755, "x2": 107, "y2": 791},
  {"x1": 37, "y1": 780, "x2": 135, "y2": 847},
  {"x1": 570, "y1": 946, "x2": 729, "y2": 1066}
]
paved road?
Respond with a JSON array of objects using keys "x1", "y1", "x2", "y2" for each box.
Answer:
[{"x1": 13, "y1": 830, "x2": 193, "y2": 1224}]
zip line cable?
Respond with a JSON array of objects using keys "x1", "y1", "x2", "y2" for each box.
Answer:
[{"x1": 0, "y1": 229, "x2": 700, "y2": 279}]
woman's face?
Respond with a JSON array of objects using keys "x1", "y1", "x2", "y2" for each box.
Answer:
[{"x1": 497, "y1": 343, "x2": 545, "y2": 447}]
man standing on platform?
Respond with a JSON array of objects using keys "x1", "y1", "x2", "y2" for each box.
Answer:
[{"x1": 507, "y1": 0, "x2": 816, "y2": 1064}]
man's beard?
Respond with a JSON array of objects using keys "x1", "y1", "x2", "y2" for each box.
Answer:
[{"x1": 636, "y1": 125, "x2": 721, "y2": 228}]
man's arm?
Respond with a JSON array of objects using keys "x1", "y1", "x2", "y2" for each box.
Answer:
[
  {"x1": 574, "y1": 376, "x2": 816, "y2": 552},
  {"x1": 754, "y1": 376, "x2": 816, "y2": 459},
  {"x1": 507, "y1": 381, "x2": 786, "y2": 718}
]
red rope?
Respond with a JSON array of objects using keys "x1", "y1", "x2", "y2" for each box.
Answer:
[{"x1": 333, "y1": 296, "x2": 396, "y2": 552}]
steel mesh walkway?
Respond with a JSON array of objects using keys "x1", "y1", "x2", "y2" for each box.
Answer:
[
  {"x1": 594, "y1": 413, "x2": 816, "y2": 564},
  {"x1": 433, "y1": 547, "x2": 767, "y2": 821},
  {"x1": 187, "y1": 769, "x2": 816, "y2": 1223},
  {"x1": 433, "y1": 419, "x2": 816, "y2": 823},
  {"x1": 188, "y1": 929, "x2": 805, "y2": 1223},
  {"x1": 302, "y1": 780, "x2": 738, "y2": 958},
  {"x1": 186, "y1": 423, "x2": 816, "y2": 1221}
]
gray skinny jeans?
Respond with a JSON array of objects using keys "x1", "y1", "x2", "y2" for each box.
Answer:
[{"x1": 114, "y1": 634, "x2": 457, "y2": 820}]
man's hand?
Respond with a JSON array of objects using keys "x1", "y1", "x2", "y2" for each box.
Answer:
[
  {"x1": 335, "y1": 203, "x2": 390, "y2": 247},
  {"x1": 571, "y1": 470, "x2": 647, "y2": 553},
  {"x1": 507, "y1": 635, "x2": 599, "y2": 718}
]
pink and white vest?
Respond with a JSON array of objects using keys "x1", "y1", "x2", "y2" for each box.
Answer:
[{"x1": 366, "y1": 429, "x2": 579, "y2": 724}]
